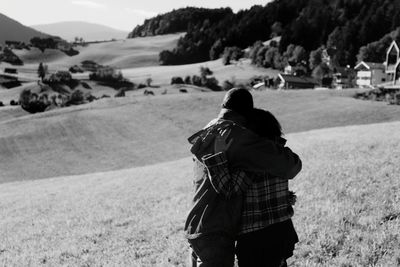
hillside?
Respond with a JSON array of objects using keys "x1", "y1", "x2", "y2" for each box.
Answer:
[
  {"x1": 11, "y1": 33, "x2": 184, "y2": 70},
  {"x1": 0, "y1": 121, "x2": 399, "y2": 266},
  {"x1": 1, "y1": 89, "x2": 400, "y2": 183},
  {"x1": 127, "y1": 7, "x2": 232, "y2": 38},
  {"x1": 32, "y1": 21, "x2": 129, "y2": 42},
  {"x1": 0, "y1": 13, "x2": 49, "y2": 44},
  {"x1": 135, "y1": 1, "x2": 400, "y2": 66}
]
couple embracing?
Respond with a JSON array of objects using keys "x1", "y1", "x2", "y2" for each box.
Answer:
[{"x1": 185, "y1": 88, "x2": 302, "y2": 267}]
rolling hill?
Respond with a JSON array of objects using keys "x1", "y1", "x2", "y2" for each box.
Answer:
[
  {"x1": 0, "y1": 120, "x2": 399, "y2": 266},
  {"x1": 31, "y1": 21, "x2": 129, "y2": 42},
  {"x1": 11, "y1": 33, "x2": 184, "y2": 70},
  {"x1": 0, "y1": 13, "x2": 49, "y2": 44},
  {"x1": 1, "y1": 89, "x2": 400, "y2": 183}
]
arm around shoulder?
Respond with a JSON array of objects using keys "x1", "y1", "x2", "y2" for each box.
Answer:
[{"x1": 227, "y1": 128, "x2": 302, "y2": 179}]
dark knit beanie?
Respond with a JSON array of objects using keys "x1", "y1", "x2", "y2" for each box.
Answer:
[{"x1": 221, "y1": 88, "x2": 254, "y2": 115}]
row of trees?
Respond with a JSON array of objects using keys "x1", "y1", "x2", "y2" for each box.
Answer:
[{"x1": 171, "y1": 67, "x2": 220, "y2": 91}]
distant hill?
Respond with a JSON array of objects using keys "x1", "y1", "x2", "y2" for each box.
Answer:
[
  {"x1": 0, "y1": 13, "x2": 49, "y2": 45},
  {"x1": 32, "y1": 21, "x2": 129, "y2": 42},
  {"x1": 12, "y1": 33, "x2": 183, "y2": 70}
]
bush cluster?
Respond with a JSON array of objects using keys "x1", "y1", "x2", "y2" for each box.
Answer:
[
  {"x1": 354, "y1": 89, "x2": 400, "y2": 105},
  {"x1": 89, "y1": 66, "x2": 134, "y2": 90},
  {"x1": 170, "y1": 67, "x2": 221, "y2": 91}
]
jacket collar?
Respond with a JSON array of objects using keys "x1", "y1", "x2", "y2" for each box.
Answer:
[{"x1": 217, "y1": 108, "x2": 247, "y2": 127}]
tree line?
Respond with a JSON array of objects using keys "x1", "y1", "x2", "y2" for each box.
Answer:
[{"x1": 128, "y1": 0, "x2": 400, "y2": 67}]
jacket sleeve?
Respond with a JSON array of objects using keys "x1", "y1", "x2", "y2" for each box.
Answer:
[
  {"x1": 202, "y1": 152, "x2": 251, "y2": 199},
  {"x1": 226, "y1": 126, "x2": 302, "y2": 180}
]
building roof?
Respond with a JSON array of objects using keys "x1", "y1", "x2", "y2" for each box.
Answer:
[
  {"x1": 386, "y1": 40, "x2": 400, "y2": 56},
  {"x1": 263, "y1": 36, "x2": 281, "y2": 47},
  {"x1": 278, "y1": 74, "x2": 318, "y2": 84},
  {"x1": 355, "y1": 61, "x2": 385, "y2": 70}
]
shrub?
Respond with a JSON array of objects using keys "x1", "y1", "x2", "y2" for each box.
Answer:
[
  {"x1": 19, "y1": 90, "x2": 50, "y2": 113},
  {"x1": 0, "y1": 101, "x2": 3, "y2": 107},
  {"x1": 222, "y1": 46, "x2": 244, "y2": 65},
  {"x1": 203, "y1": 77, "x2": 221, "y2": 91},
  {"x1": 222, "y1": 80, "x2": 235, "y2": 90},
  {"x1": 67, "y1": 90, "x2": 85, "y2": 105},
  {"x1": 184, "y1": 75, "x2": 192, "y2": 84},
  {"x1": 115, "y1": 89, "x2": 126, "y2": 97},
  {"x1": 89, "y1": 66, "x2": 134, "y2": 89},
  {"x1": 146, "y1": 78, "x2": 152, "y2": 87},
  {"x1": 63, "y1": 48, "x2": 79, "y2": 57},
  {"x1": 10, "y1": 100, "x2": 19, "y2": 106},
  {"x1": 86, "y1": 93, "x2": 97, "y2": 102},
  {"x1": 191, "y1": 75, "x2": 202, "y2": 86},
  {"x1": 171, "y1": 76, "x2": 184, "y2": 84},
  {"x1": 200, "y1": 67, "x2": 213, "y2": 78},
  {"x1": 45, "y1": 71, "x2": 72, "y2": 84},
  {"x1": 81, "y1": 82, "x2": 91, "y2": 89}
]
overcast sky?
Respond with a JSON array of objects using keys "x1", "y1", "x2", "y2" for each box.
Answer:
[{"x1": 2, "y1": 0, "x2": 272, "y2": 31}]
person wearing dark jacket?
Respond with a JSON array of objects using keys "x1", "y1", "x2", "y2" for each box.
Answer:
[{"x1": 185, "y1": 88, "x2": 302, "y2": 267}]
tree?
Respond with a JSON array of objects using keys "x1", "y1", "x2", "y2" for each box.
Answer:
[
  {"x1": 146, "y1": 77, "x2": 153, "y2": 87},
  {"x1": 264, "y1": 46, "x2": 279, "y2": 68},
  {"x1": 209, "y1": 39, "x2": 224, "y2": 60},
  {"x1": 309, "y1": 47, "x2": 323, "y2": 70},
  {"x1": 200, "y1": 67, "x2": 213, "y2": 78},
  {"x1": 37, "y1": 62, "x2": 47, "y2": 81},
  {"x1": 30, "y1": 37, "x2": 58, "y2": 53},
  {"x1": 291, "y1": 46, "x2": 308, "y2": 64},
  {"x1": 312, "y1": 63, "x2": 331, "y2": 85},
  {"x1": 271, "y1": 22, "x2": 283, "y2": 38},
  {"x1": 249, "y1": 41, "x2": 264, "y2": 64}
]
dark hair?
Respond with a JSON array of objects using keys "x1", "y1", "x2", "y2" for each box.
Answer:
[
  {"x1": 247, "y1": 108, "x2": 283, "y2": 141},
  {"x1": 221, "y1": 88, "x2": 253, "y2": 116}
]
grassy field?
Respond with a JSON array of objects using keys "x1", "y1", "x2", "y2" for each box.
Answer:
[
  {"x1": 1, "y1": 89, "x2": 400, "y2": 182},
  {"x1": 121, "y1": 58, "x2": 280, "y2": 85},
  {"x1": 3, "y1": 33, "x2": 279, "y2": 86},
  {"x1": 12, "y1": 33, "x2": 184, "y2": 70},
  {"x1": 0, "y1": 121, "x2": 399, "y2": 266}
]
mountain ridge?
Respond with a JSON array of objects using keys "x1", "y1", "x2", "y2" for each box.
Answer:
[
  {"x1": 0, "y1": 13, "x2": 49, "y2": 45},
  {"x1": 31, "y1": 21, "x2": 129, "y2": 42}
]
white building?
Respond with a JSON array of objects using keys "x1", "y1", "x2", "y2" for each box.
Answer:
[
  {"x1": 385, "y1": 41, "x2": 400, "y2": 85},
  {"x1": 354, "y1": 61, "x2": 386, "y2": 88}
]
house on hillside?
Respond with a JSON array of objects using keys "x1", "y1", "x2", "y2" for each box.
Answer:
[
  {"x1": 385, "y1": 40, "x2": 400, "y2": 86},
  {"x1": 354, "y1": 61, "x2": 386, "y2": 88},
  {"x1": 278, "y1": 74, "x2": 318, "y2": 89}
]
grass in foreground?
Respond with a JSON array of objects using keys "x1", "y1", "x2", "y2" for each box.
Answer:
[{"x1": 0, "y1": 121, "x2": 399, "y2": 266}]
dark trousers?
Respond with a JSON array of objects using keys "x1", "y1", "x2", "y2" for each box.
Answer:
[
  {"x1": 189, "y1": 235, "x2": 235, "y2": 267},
  {"x1": 236, "y1": 219, "x2": 298, "y2": 267}
]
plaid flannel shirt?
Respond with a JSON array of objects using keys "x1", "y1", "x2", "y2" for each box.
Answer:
[{"x1": 203, "y1": 152, "x2": 294, "y2": 235}]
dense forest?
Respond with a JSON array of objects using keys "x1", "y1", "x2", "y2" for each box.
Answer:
[
  {"x1": 127, "y1": 7, "x2": 232, "y2": 37},
  {"x1": 128, "y1": 0, "x2": 400, "y2": 67}
]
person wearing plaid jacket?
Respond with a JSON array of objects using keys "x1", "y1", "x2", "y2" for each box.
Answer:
[
  {"x1": 184, "y1": 89, "x2": 302, "y2": 267},
  {"x1": 204, "y1": 108, "x2": 299, "y2": 267}
]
